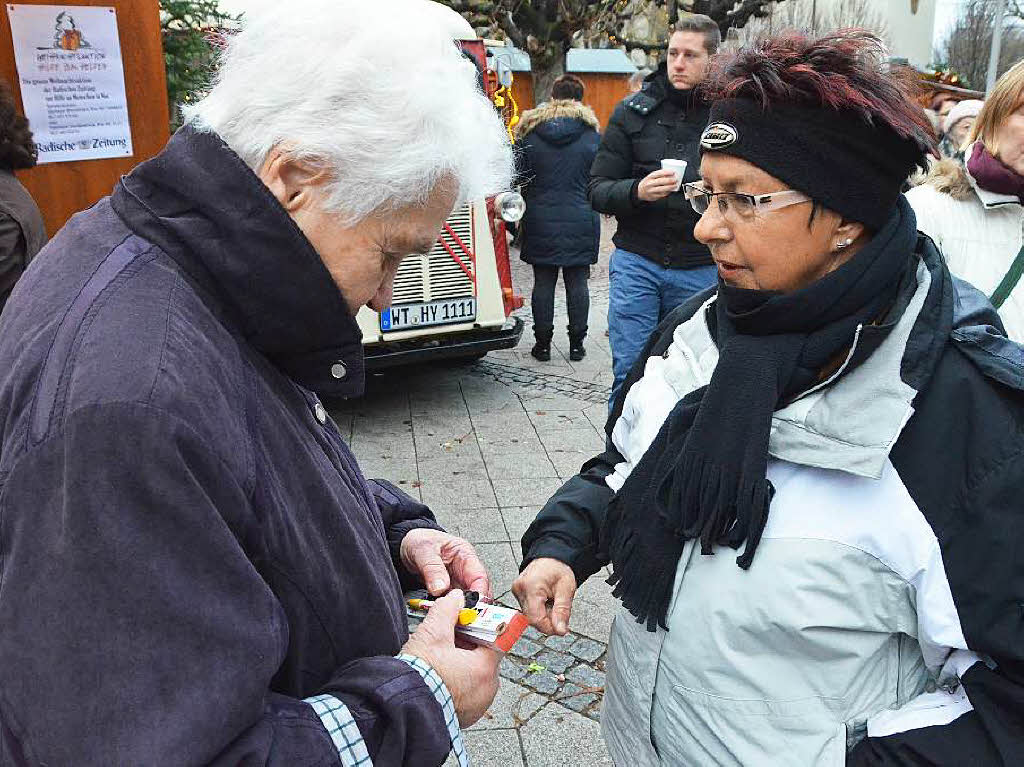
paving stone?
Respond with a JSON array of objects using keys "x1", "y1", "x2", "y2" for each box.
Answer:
[
  {"x1": 542, "y1": 633, "x2": 577, "y2": 653},
  {"x1": 418, "y1": 476, "x2": 497, "y2": 509},
  {"x1": 472, "y1": 542, "x2": 519, "y2": 597},
  {"x1": 476, "y1": 434, "x2": 545, "y2": 457},
  {"x1": 469, "y1": 678, "x2": 546, "y2": 733},
  {"x1": 535, "y1": 428, "x2": 605, "y2": 453},
  {"x1": 445, "y1": 729, "x2": 524, "y2": 767},
  {"x1": 430, "y1": 507, "x2": 507, "y2": 544},
  {"x1": 569, "y1": 637, "x2": 606, "y2": 663},
  {"x1": 547, "y1": 449, "x2": 598, "y2": 479},
  {"x1": 527, "y1": 410, "x2": 595, "y2": 432},
  {"x1": 566, "y1": 665, "x2": 606, "y2": 690},
  {"x1": 500, "y1": 506, "x2": 542, "y2": 546},
  {"x1": 348, "y1": 435, "x2": 418, "y2": 460},
  {"x1": 534, "y1": 650, "x2": 573, "y2": 675},
  {"x1": 523, "y1": 625, "x2": 544, "y2": 641},
  {"x1": 482, "y1": 451, "x2": 558, "y2": 480},
  {"x1": 508, "y1": 637, "x2": 543, "y2": 659},
  {"x1": 520, "y1": 700, "x2": 613, "y2": 767},
  {"x1": 522, "y1": 669, "x2": 561, "y2": 695},
  {"x1": 492, "y1": 476, "x2": 564, "y2": 507},
  {"x1": 555, "y1": 683, "x2": 598, "y2": 714},
  {"x1": 567, "y1": 597, "x2": 613, "y2": 643},
  {"x1": 499, "y1": 656, "x2": 528, "y2": 682}
]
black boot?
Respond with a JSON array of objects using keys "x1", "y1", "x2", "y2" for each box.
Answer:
[
  {"x1": 568, "y1": 327, "x2": 587, "y2": 362},
  {"x1": 531, "y1": 326, "x2": 553, "y2": 362}
]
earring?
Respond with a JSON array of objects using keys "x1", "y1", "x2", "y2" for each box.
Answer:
[{"x1": 837, "y1": 238, "x2": 853, "y2": 249}]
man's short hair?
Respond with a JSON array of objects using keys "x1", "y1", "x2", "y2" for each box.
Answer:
[
  {"x1": 551, "y1": 74, "x2": 585, "y2": 101},
  {"x1": 672, "y1": 14, "x2": 721, "y2": 55}
]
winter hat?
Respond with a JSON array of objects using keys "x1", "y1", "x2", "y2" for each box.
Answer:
[
  {"x1": 943, "y1": 99, "x2": 983, "y2": 135},
  {"x1": 700, "y1": 98, "x2": 929, "y2": 231}
]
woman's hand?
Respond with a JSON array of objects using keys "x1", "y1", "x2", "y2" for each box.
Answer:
[
  {"x1": 511, "y1": 557, "x2": 577, "y2": 635},
  {"x1": 637, "y1": 169, "x2": 681, "y2": 202}
]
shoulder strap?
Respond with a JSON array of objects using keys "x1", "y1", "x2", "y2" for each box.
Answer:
[{"x1": 989, "y1": 241, "x2": 1024, "y2": 309}]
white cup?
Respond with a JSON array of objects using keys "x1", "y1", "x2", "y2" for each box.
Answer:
[{"x1": 661, "y1": 158, "x2": 688, "y2": 192}]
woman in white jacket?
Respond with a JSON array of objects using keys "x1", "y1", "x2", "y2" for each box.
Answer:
[
  {"x1": 907, "y1": 63, "x2": 1024, "y2": 340},
  {"x1": 515, "y1": 31, "x2": 1024, "y2": 766}
]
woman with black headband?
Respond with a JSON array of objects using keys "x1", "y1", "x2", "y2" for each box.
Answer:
[{"x1": 513, "y1": 31, "x2": 1024, "y2": 766}]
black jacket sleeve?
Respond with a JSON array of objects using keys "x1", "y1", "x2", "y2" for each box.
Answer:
[
  {"x1": 588, "y1": 103, "x2": 640, "y2": 217},
  {"x1": 0, "y1": 403, "x2": 448, "y2": 766}
]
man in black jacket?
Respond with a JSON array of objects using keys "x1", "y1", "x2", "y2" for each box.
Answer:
[{"x1": 589, "y1": 15, "x2": 719, "y2": 405}]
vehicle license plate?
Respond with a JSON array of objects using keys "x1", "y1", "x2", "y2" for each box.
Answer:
[{"x1": 381, "y1": 297, "x2": 477, "y2": 332}]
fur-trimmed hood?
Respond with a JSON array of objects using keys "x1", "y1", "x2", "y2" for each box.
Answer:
[
  {"x1": 516, "y1": 99, "x2": 600, "y2": 142},
  {"x1": 922, "y1": 157, "x2": 974, "y2": 201}
]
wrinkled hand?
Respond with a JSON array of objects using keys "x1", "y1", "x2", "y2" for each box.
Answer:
[
  {"x1": 400, "y1": 528, "x2": 491, "y2": 597},
  {"x1": 401, "y1": 589, "x2": 501, "y2": 727},
  {"x1": 511, "y1": 557, "x2": 576, "y2": 636},
  {"x1": 637, "y1": 168, "x2": 681, "y2": 202}
]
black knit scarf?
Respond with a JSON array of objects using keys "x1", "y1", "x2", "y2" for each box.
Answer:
[{"x1": 604, "y1": 198, "x2": 918, "y2": 631}]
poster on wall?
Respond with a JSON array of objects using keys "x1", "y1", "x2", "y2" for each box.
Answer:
[{"x1": 6, "y1": 4, "x2": 133, "y2": 164}]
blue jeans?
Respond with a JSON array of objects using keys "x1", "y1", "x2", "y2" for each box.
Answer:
[{"x1": 607, "y1": 248, "x2": 717, "y2": 408}]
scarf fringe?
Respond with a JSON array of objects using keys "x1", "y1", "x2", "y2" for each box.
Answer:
[{"x1": 606, "y1": 451, "x2": 776, "y2": 630}]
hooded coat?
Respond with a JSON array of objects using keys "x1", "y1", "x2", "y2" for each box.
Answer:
[
  {"x1": 516, "y1": 99, "x2": 601, "y2": 268},
  {"x1": 0, "y1": 128, "x2": 455, "y2": 766}
]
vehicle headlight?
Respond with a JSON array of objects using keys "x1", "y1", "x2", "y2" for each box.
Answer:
[{"x1": 495, "y1": 191, "x2": 525, "y2": 222}]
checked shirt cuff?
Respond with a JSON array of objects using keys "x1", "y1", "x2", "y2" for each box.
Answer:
[
  {"x1": 305, "y1": 693, "x2": 372, "y2": 766},
  {"x1": 397, "y1": 653, "x2": 470, "y2": 767}
]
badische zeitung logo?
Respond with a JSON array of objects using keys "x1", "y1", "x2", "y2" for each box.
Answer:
[{"x1": 701, "y1": 122, "x2": 739, "y2": 150}]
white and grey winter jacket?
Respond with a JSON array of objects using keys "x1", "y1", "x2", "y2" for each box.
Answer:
[{"x1": 521, "y1": 235, "x2": 1024, "y2": 765}]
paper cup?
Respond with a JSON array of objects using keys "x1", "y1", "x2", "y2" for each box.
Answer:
[{"x1": 661, "y1": 159, "x2": 688, "y2": 191}]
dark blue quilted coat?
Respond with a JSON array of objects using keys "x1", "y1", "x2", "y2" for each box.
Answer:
[{"x1": 517, "y1": 100, "x2": 601, "y2": 267}]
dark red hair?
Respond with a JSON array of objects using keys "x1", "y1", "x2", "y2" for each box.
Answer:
[{"x1": 702, "y1": 30, "x2": 936, "y2": 152}]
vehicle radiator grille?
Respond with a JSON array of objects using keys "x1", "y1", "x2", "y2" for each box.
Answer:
[{"x1": 390, "y1": 204, "x2": 475, "y2": 305}]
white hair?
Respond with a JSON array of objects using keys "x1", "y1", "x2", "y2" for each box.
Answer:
[{"x1": 183, "y1": 0, "x2": 513, "y2": 225}]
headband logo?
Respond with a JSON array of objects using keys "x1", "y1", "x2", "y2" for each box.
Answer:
[{"x1": 701, "y1": 122, "x2": 738, "y2": 150}]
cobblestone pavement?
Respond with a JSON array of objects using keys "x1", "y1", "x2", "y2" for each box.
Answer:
[{"x1": 328, "y1": 222, "x2": 619, "y2": 766}]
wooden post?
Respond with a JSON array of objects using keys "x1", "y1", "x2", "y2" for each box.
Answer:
[{"x1": 0, "y1": 1, "x2": 169, "y2": 236}]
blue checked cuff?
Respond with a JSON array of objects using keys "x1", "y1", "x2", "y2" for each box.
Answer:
[
  {"x1": 397, "y1": 653, "x2": 470, "y2": 767},
  {"x1": 305, "y1": 693, "x2": 372, "y2": 766}
]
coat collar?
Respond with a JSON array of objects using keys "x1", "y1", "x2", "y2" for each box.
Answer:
[
  {"x1": 664, "y1": 233, "x2": 953, "y2": 479},
  {"x1": 110, "y1": 127, "x2": 365, "y2": 398}
]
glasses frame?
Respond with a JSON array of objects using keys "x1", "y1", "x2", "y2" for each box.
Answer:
[{"x1": 683, "y1": 183, "x2": 812, "y2": 219}]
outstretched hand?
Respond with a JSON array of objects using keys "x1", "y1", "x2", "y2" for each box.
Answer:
[{"x1": 512, "y1": 557, "x2": 577, "y2": 636}]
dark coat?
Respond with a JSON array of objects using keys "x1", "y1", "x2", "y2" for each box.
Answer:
[
  {"x1": 517, "y1": 99, "x2": 601, "y2": 268},
  {"x1": 0, "y1": 128, "x2": 453, "y2": 766},
  {"x1": 0, "y1": 169, "x2": 45, "y2": 315},
  {"x1": 588, "y1": 65, "x2": 712, "y2": 269}
]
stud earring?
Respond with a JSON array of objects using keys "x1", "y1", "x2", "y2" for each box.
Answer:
[{"x1": 837, "y1": 238, "x2": 853, "y2": 249}]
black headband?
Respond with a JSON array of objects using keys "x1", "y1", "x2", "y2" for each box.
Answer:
[{"x1": 699, "y1": 98, "x2": 926, "y2": 230}]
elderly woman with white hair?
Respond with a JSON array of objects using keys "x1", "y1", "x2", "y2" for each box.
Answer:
[{"x1": 0, "y1": 2, "x2": 512, "y2": 765}]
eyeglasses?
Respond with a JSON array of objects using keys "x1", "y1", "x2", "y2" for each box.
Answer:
[{"x1": 683, "y1": 183, "x2": 811, "y2": 220}]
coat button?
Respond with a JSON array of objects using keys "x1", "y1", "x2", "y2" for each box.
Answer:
[
  {"x1": 314, "y1": 402, "x2": 327, "y2": 425},
  {"x1": 331, "y1": 362, "x2": 347, "y2": 380}
]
